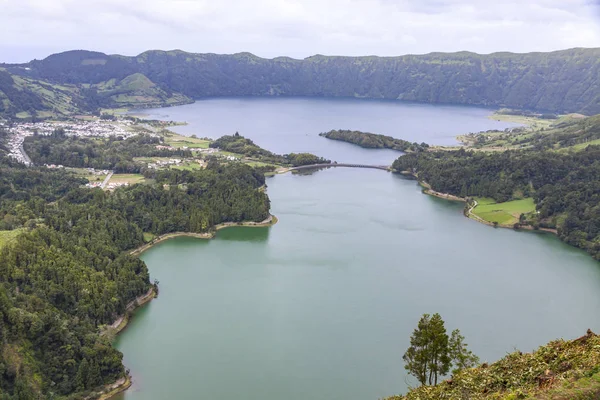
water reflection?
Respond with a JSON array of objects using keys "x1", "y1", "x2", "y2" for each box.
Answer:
[{"x1": 215, "y1": 226, "x2": 271, "y2": 242}]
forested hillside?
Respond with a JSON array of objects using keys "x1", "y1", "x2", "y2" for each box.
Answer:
[
  {"x1": 4, "y1": 47, "x2": 600, "y2": 116},
  {"x1": 210, "y1": 133, "x2": 330, "y2": 166},
  {"x1": 319, "y1": 130, "x2": 429, "y2": 152},
  {"x1": 0, "y1": 141, "x2": 270, "y2": 397},
  {"x1": 392, "y1": 146, "x2": 600, "y2": 260}
]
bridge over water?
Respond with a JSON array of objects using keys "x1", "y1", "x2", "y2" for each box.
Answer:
[{"x1": 288, "y1": 163, "x2": 391, "y2": 171}]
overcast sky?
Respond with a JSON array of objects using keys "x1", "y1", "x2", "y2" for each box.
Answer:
[{"x1": 1, "y1": 0, "x2": 600, "y2": 62}]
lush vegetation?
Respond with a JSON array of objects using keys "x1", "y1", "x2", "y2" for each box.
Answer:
[
  {"x1": 3, "y1": 48, "x2": 600, "y2": 118},
  {"x1": 319, "y1": 130, "x2": 429, "y2": 152},
  {"x1": 24, "y1": 130, "x2": 191, "y2": 173},
  {"x1": 471, "y1": 198, "x2": 536, "y2": 226},
  {"x1": 393, "y1": 146, "x2": 600, "y2": 260},
  {"x1": 0, "y1": 66, "x2": 191, "y2": 119},
  {"x1": 210, "y1": 133, "x2": 330, "y2": 166},
  {"x1": 390, "y1": 330, "x2": 600, "y2": 400},
  {"x1": 0, "y1": 129, "x2": 271, "y2": 398},
  {"x1": 403, "y1": 313, "x2": 478, "y2": 386},
  {"x1": 462, "y1": 114, "x2": 600, "y2": 151}
]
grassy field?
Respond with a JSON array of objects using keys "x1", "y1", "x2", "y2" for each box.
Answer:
[
  {"x1": 487, "y1": 113, "x2": 557, "y2": 130},
  {"x1": 244, "y1": 161, "x2": 280, "y2": 168},
  {"x1": 472, "y1": 197, "x2": 536, "y2": 225},
  {"x1": 568, "y1": 138, "x2": 600, "y2": 151},
  {"x1": 459, "y1": 113, "x2": 590, "y2": 152},
  {"x1": 143, "y1": 232, "x2": 156, "y2": 242},
  {"x1": 65, "y1": 167, "x2": 108, "y2": 183},
  {"x1": 171, "y1": 162, "x2": 205, "y2": 171},
  {"x1": 0, "y1": 229, "x2": 26, "y2": 249},
  {"x1": 164, "y1": 133, "x2": 210, "y2": 149},
  {"x1": 108, "y1": 174, "x2": 145, "y2": 185}
]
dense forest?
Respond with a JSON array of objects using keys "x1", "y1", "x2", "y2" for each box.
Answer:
[
  {"x1": 210, "y1": 133, "x2": 330, "y2": 166},
  {"x1": 3, "y1": 48, "x2": 600, "y2": 118},
  {"x1": 392, "y1": 146, "x2": 600, "y2": 260},
  {"x1": 319, "y1": 130, "x2": 429, "y2": 152},
  {"x1": 0, "y1": 137, "x2": 270, "y2": 398},
  {"x1": 23, "y1": 131, "x2": 191, "y2": 173}
]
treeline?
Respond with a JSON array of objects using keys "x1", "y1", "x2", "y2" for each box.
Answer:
[
  {"x1": 24, "y1": 132, "x2": 191, "y2": 173},
  {"x1": 210, "y1": 133, "x2": 330, "y2": 166},
  {"x1": 0, "y1": 155, "x2": 270, "y2": 397},
  {"x1": 319, "y1": 130, "x2": 429, "y2": 152},
  {"x1": 392, "y1": 146, "x2": 600, "y2": 260}
]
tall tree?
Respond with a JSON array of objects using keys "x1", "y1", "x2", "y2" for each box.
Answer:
[
  {"x1": 403, "y1": 313, "x2": 478, "y2": 386},
  {"x1": 449, "y1": 329, "x2": 480, "y2": 374}
]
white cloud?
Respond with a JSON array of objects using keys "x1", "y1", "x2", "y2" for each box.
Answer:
[{"x1": 1, "y1": 0, "x2": 599, "y2": 62}]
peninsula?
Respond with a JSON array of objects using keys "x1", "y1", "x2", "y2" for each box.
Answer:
[{"x1": 319, "y1": 129, "x2": 429, "y2": 152}]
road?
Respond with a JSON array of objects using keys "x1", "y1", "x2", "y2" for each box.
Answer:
[{"x1": 100, "y1": 171, "x2": 114, "y2": 189}]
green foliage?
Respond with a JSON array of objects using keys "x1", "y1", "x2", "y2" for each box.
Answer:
[
  {"x1": 319, "y1": 130, "x2": 429, "y2": 152},
  {"x1": 392, "y1": 146, "x2": 600, "y2": 259},
  {"x1": 390, "y1": 330, "x2": 600, "y2": 400},
  {"x1": 24, "y1": 133, "x2": 192, "y2": 173},
  {"x1": 210, "y1": 134, "x2": 330, "y2": 166},
  {"x1": 0, "y1": 61, "x2": 192, "y2": 118},
  {"x1": 0, "y1": 146, "x2": 271, "y2": 397},
  {"x1": 449, "y1": 329, "x2": 480, "y2": 375},
  {"x1": 466, "y1": 114, "x2": 600, "y2": 151},
  {"x1": 403, "y1": 314, "x2": 477, "y2": 386}
]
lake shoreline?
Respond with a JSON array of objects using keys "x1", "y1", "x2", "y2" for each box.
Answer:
[
  {"x1": 100, "y1": 214, "x2": 278, "y2": 399},
  {"x1": 400, "y1": 172, "x2": 558, "y2": 235},
  {"x1": 89, "y1": 288, "x2": 156, "y2": 400},
  {"x1": 130, "y1": 214, "x2": 278, "y2": 256}
]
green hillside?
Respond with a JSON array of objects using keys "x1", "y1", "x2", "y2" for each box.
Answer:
[
  {"x1": 387, "y1": 330, "x2": 600, "y2": 400},
  {"x1": 5, "y1": 47, "x2": 600, "y2": 115},
  {"x1": 461, "y1": 114, "x2": 600, "y2": 151},
  {"x1": 0, "y1": 67, "x2": 192, "y2": 119}
]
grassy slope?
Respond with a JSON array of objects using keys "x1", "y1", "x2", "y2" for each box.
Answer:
[
  {"x1": 0, "y1": 68, "x2": 191, "y2": 118},
  {"x1": 95, "y1": 73, "x2": 192, "y2": 108},
  {"x1": 387, "y1": 331, "x2": 600, "y2": 400},
  {"x1": 472, "y1": 198, "x2": 535, "y2": 225},
  {"x1": 460, "y1": 114, "x2": 600, "y2": 152}
]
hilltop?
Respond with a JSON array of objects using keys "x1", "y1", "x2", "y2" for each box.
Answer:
[{"x1": 2, "y1": 48, "x2": 600, "y2": 118}]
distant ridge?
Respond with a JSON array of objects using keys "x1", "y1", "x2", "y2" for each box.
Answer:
[{"x1": 2, "y1": 47, "x2": 600, "y2": 118}]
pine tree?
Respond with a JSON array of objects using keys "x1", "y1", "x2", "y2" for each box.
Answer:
[
  {"x1": 403, "y1": 313, "x2": 478, "y2": 386},
  {"x1": 449, "y1": 329, "x2": 480, "y2": 374}
]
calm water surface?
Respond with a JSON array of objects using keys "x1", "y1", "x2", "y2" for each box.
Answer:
[
  {"x1": 115, "y1": 99, "x2": 600, "y2": 400},
  {"x1": 139, "y1": 97, "x2": 522, "y2": 164}
]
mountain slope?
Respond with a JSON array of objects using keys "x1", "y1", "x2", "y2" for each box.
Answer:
[
  {"x1": 0, "y1": 66, "x2": 192, "y2": 118},
  {"x1": 6, "y1": 48, "x2": 600, "y2": 115}
]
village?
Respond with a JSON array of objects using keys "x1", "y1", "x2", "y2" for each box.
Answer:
[
  {"x1": 4, "y1": 119, "x2": 141, "y2": 165},
  {"x1": 1, "y1": 117, "x2": 254, "y2": 192}
]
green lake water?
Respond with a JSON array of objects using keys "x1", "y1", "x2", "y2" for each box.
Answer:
[{"x1": 115, "y1": 99, "x2": 600, "y2": 399}]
